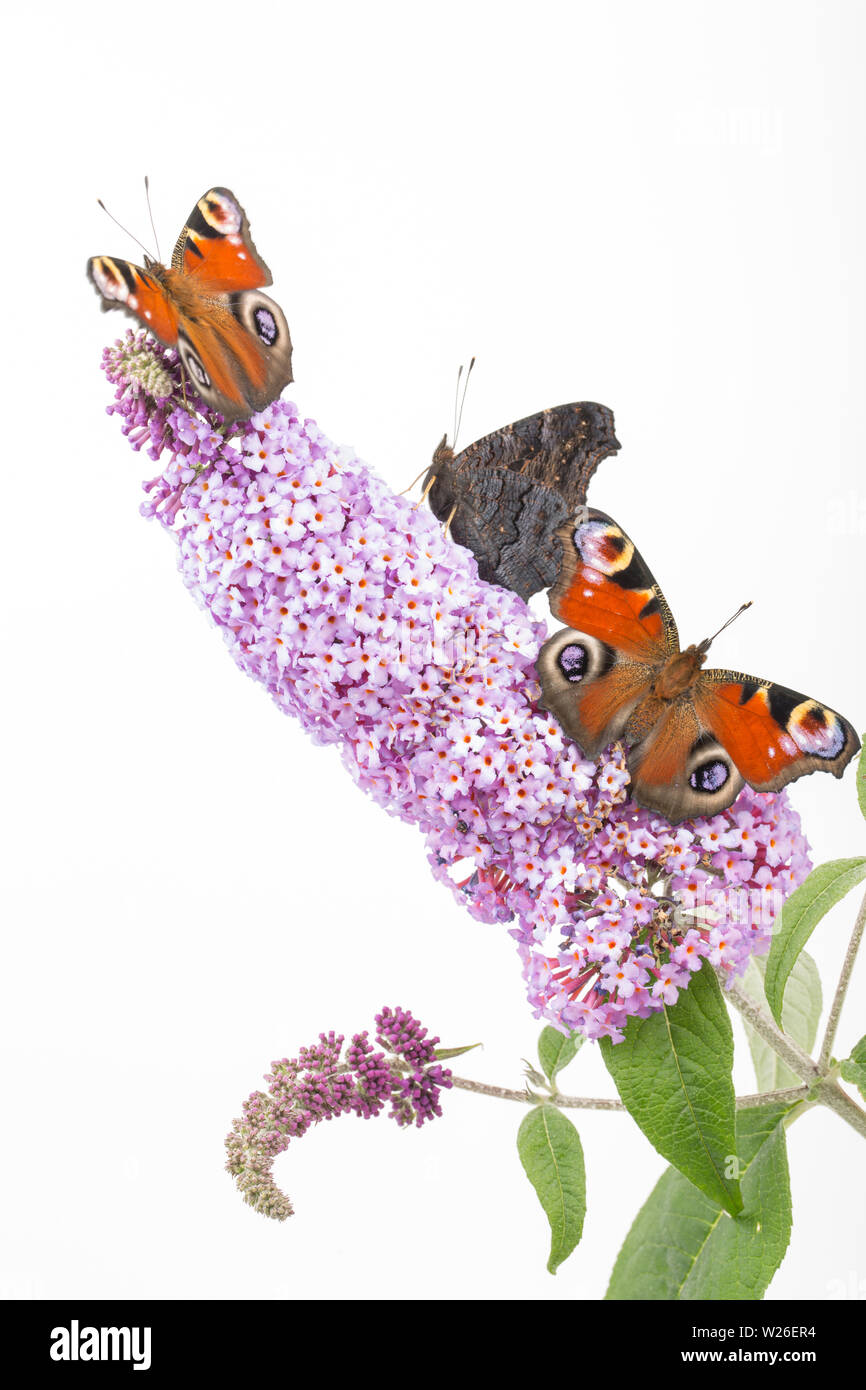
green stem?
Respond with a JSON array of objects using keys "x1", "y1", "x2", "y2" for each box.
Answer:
[
  {"x1": 735, "y1": 1085, "x2": 809, "y2": 1108},
  {"x1": 811, "y1": 1077, "x2": 866, "y2": 1140},
  {"x1": 724, "y1": 977, "x2": 866, "y2": 1141},
  {"x1": 724, "y1": 978, "x2": 821, "y2": 1083},
  {"x1": 449, "y1": 1076, "x2": 624, "y2": 1109},
  {"x1": 818, "y1": 881, "x2": 866, "y2": 1071},
  {"x1": 449, "y1": 1075, "x2": 809, "y2": 1111}
]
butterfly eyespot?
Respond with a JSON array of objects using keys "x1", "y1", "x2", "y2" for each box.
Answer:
[
  {"x1": 198, "y1": 190, "x2": 242, "y2": 235},
  {"x1": 229, "y1": 291, "x2": 289, "y2": 358},
  {"x1": 253, "y1": 306, "x2": 278, "y2": 346},
  {"x1": 689, "y1": 759, "x2": 731, "y2": 793},
  {"x1": 575, "y1": 520, "x2": 633, "y2": 576},
  {"x1": 787, "y1": 700, "x2": 846, "y2": 759},
  {"x1": 180, "y1": 344, "x2": 211, "y2": 389},
  {"x1": 558, "y1": 643, "x2": 588, "y2": 683},
  {"x1": 89, "y1": 256, "x2": 133, "y2": 303}
]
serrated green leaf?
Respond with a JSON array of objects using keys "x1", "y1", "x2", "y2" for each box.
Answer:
[
  {"x1": 607, "y1": 1103, "x2": 793, "y2": 1300},
  {"x1": 538, "y1": 1026, "x2": 583, "y2": 1084},
  {"x1": 765, "y1": 858, "x2": 866, "y2": 1026},
  {"x1": 517, "y1": 1104, "x2": 586, "y2": 1274},
  {"x1": 857, "y1": 737, "x2": 866, "y2": 823},
  {"x1": 742, "y1": 952, "x2": 822, "y2": 1092},
  {"x1": 601, "y1": 961, "x2": 742, "y2": 1215}
]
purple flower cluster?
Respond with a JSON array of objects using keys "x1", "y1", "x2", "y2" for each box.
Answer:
[
  {"x1": 103, "y1": 334, "x2": 812, "y2": 1043},
  {"x1": 225, "y1": 1007, "x2": 452, "y2": 1219}
]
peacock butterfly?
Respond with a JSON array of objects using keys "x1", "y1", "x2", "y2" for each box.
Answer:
[
  {"x1": 88, "y1": 187, "x2": 293, "y2": 423},
  {"x1": 537, "y1": 508, "x2": 860, "y2": 822},
  {"x1": 424, "y1": 402, "x2": 620, "y2": 600}
]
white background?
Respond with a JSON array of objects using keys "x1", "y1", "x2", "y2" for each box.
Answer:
[{"x1": 3, "y1": 0, "x2": 865, "y2": 1302}]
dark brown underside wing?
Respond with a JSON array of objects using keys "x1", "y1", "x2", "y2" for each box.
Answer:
[
  {"x1": 425, "y1": 403, "x2": 620, "y2": 601},
  {"x1": 442, "y1": 467, "x2": 572, "y2": 598}
]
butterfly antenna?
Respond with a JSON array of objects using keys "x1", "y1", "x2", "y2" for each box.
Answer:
[
  {"x1": 451, "y1": 363, "x2": 463, "y2": 446},
  {"x1": 144, "y1": 175, "x2": 162, "y2": 263},
  {"x1": 96, "y1": 199, "x2": 154, "y2": 262},
  {"x1": 699, "y1": 601, "x2": 753, "y2": 652},
  {"x1": 453, "y1": 356, "x2": 475, "y2": 450}
]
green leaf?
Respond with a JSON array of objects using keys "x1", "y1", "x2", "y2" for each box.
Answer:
[
  {"x1": 742, "y1": 952, "x2": 822, "y2": 1092},
  {"x1": 607, "y1": 1103, "x2": 793, "y2": 1300},
  {"x1": 840, "y1": 1032, "x2": 866, "y2": 1102},
  {"x1": 538, "y1": 1025, "x2": 583, "y2": 1085},
  {"x1": 765, "y1": 858, "x2": 866, "y2": 1026},
  {"x1": 601, "y1": 961, "x2": 742, "y2": 1215},
  {"x1": 841, "y1": 1059, "x2": 866, "y2": 1098},
  {"x1": 857, "y1": 737, "x2": 866, "y2": 823},
  {"x1": 517, "y1": 1104, "x2": 586, "y2": 1274},
  {"x1": 433, "y1": 1043, "x2": 481, "y2": 1061}
]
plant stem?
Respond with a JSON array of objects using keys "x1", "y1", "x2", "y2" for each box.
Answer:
[
  {"x1": 449, "y1": 1076, "x2": 625, "y2": 1109},
  {"x1": 449, "y1": 1076, "x2": 809, "y2": 1112},
  {"x1": 818, "y1": 881, "x2": 866, "y2": 1071},
  {"x1": 811, "y1": 1078, "x2": 866, "y2": 1140},
  {"x1": 724, "y1": 976, "x2": 866, "y2": 1141},
  {"x1": 735, "y1": 1085, "x2": 809, "y2": 1108},
  {"x1": 724, "y1": 978, "x2": 821, "y2": 1083}
]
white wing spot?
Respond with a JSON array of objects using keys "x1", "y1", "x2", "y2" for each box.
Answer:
[
  {"x1": 583, "y1": 589, "x2": 593, "y2": 598},
  {"x1": 144, "y1": 310, "x2": 152, "y2": 321},
  {"x1": 768, "y1": 746, "x2": 776, "y2": 758},
  {"x1": 238, "y1": 252, "x2": 247, "y2": 259},
  {"x1": 129, "y1": 295, "x2": 139, "y2": 311}
]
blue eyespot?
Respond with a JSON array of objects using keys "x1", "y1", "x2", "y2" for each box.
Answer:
[
  {"x1": 254, "y1": 306, "x2": 278, "y2": 345},
  {"x1": 690, "y1": 759, "x2": 729, "y2": 793},
  {"x1": 558, "y1": 644, "x2": 587, "y2": 683}
]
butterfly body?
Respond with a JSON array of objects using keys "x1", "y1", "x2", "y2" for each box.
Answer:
[
  {"x1": 89, "y1": 187, "x2": 293, "y2": 422},
  {"x1": 425, "y1": 402, "x2": 620, "y2": 600},
  {"x1": 648, "y1": 646, "x2": 706, "y2": 700},
  {"x1": 538, "y1": 510, "x2": 859, "y2": 822}
]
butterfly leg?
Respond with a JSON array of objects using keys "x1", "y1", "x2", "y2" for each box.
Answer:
[
  {"x1": 413, "y1": 475, "x2": 438, "y2": 511},
  {"x1": 399, "y1": 465, "x2": 435, "y2": 496},
  {"x1": 442, "y1": 503, "x2": 458, "y2": 537}
]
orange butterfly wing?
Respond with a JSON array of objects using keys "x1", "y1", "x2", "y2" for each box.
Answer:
[
  {"x1": 538, "y1": 628, "x2": 659, "y2": 758},
  {"x1": 537, "y1": 512, "x2": 678, "y2": 757},
  {"x1": 694, "y1": 672, "x2": 860, "y2": 791},
  {"x1": 547, "y1": 509, "x2": 678, "y2": 659},
  {"x1": 623, "y1": 700, "x2": 746, "y2": 822},
  {"x1": 171, "y1": 187, "x2": 272, "y2": 291},
  {"x1": 87, "y1": 256, "x2": 179, "y2": 344}
]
